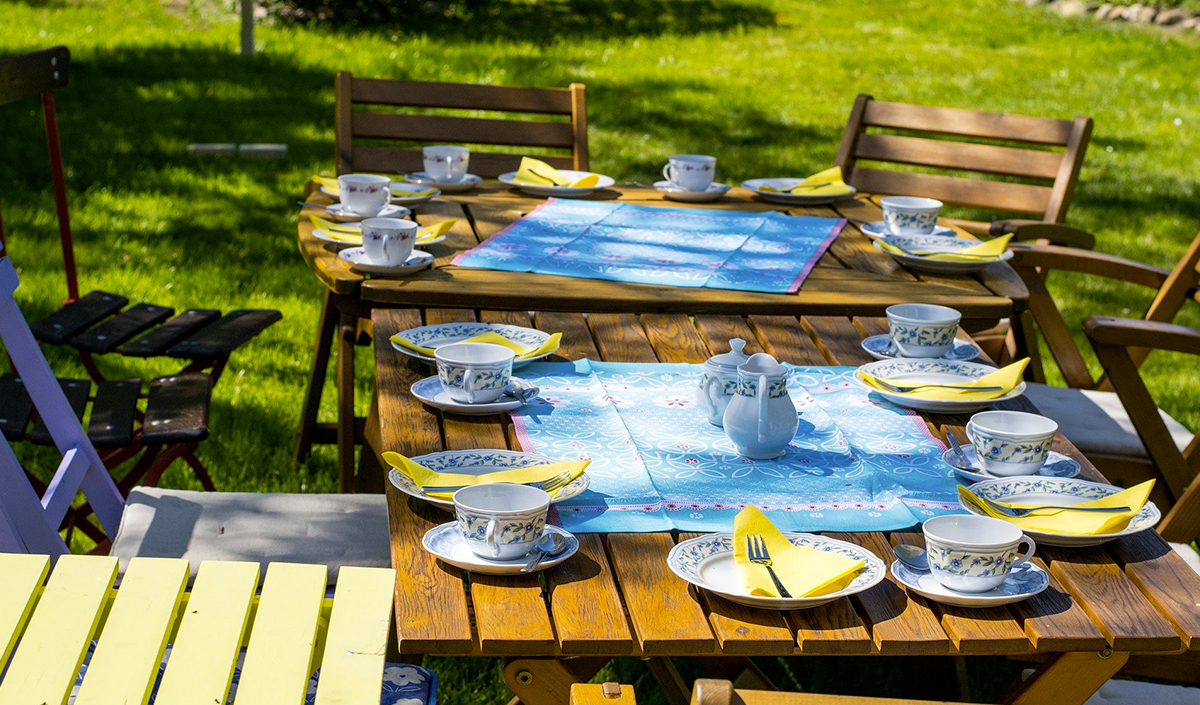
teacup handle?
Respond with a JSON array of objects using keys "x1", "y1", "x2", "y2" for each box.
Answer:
[
  {"x1": 964, "y1": 422, "x2": 976, "y2": 444},
  {"x1": 484, "y1": 519, "x2": 501, "y2": 556},
  {"x1": 662, "y1": 164, "x2": 676, "y2": 185},
  {"x1": 757, "y1": 373, "x2": 768, "y2": 442},
  {"x1": 464, "y1": 364, "x2": 479, "y2": 404},
  {"x1": 1011, "y1": 535, "x2": 1037, "y2": 570}
]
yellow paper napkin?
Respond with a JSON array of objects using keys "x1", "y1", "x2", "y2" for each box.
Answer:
[
  {"x1": 513, "y1": 157, "x2": 598, "y2": 187},
  {"x1": 760, "y1": 166, "x2": 852, "y2": 195},
  {"x1": 958, "y1": 480, "x2": 1153, "y2": 535},
  {"x1": 311, "y1": 175, "x2": 340, "y2": 194},
  {"x1": 392, "y1": 186, "x2": 437, "y2": 199},
  {"x1": 390, "y1": 330, "x2": 562, "y2": 359},
  {"x1": 733, "y1": 506, "x2": 864, "y2": 598},
  {"x1": 309, "y1": 216, "x2": 455, "y2": 245},
  {"x1": 859, "y1": 358, "x2": 1029, "y2": 401},
  {"x1": 880, "y1": 234, "x2": 1012, "y2": 262},
  {"x1": 383, "y1": 452, "x2": 588, "y2": 500}
]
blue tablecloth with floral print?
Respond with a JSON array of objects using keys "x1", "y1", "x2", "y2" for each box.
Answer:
[
  {"x1": 452, "y1": 198, "x2": 845, "y2": 293},
  {"x1": 512, "y1": 361, "x2": 961, "y2": 533}
]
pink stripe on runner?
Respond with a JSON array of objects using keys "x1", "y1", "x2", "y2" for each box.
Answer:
[
  {"x1": 787, "y1": 217, "x2": 846, "y2": 294},
  {"x1": 510, "y1": 411, "x2": 536, "y2": 453},
  {"x1": 451, "y1": 197, "x2": 557, "y2": 265}
]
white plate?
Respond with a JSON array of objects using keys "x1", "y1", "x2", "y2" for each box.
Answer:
[
  {"x1": 404, "y1": 172, "x2": 483, "y2": 193},
  {"x1": 422, "y1": 522, "x2": 579, "y2": 575},
  {"x1": 960, "y1": 477, "x2": 1160, "y2": 547},
  {"x1": 498, "y1": 171, "x2": 615, "y2": 197},
  {"x1": 945, "y1": 446, "x2": 1080, "y2": 484},
  {"x1": 874, "y1": 234, "x2": 1014, "y2": 274},
  {"x1": 860, "y1": 334, "x2": 981, "y2": 362},
  {"x1": 390, "y1": 322, "x2": 559, "y2": 367},
  {"x1": 741, "y1": 178, "x2": 858, "y2": 205},
  {"x1": 388, "y1": 449, "x2": 591, "y2": 511},
  {"x1": 859, "y1": 221, "x2": 958, "y2": 241},
  {"x1": 667, "y1": 532, "x2": 886, "y2": 611},
  {"x1": 319, "y1": 183, "x2": 441, "y2": 205},
  {"x1": 338, "y1": 248, "x2": 434, "y2": 276},
  {"x1": 890, "y1": 560, "x2": 1049, "y2": 607},
  {"x1": 323, "y1": 202, "x2": 411, "y2": 221},
  {"x1": 410, "y1": 375, "x2": 530, "y2": 415},
  {"x1": 314, "y1": 228, "x2": 446, "y2": 249},
  {"x1": 854, "y1": 358, "x2": 1026, "y2": 413},
  {"x1": 653, "y1": 180, "x2": 732, "y2": 202}
]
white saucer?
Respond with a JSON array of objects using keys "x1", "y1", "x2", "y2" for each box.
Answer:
[
  {"x1": 422, "y1": 523, "x2": 579, "y2": 575},
  {"x1": 388, "y1": 449, "x2": 591, "y2": 510},
  {"x1": 498, "y1": 171, "x2": 615, "y2": 197},
  {"x1": 390, "y1": 322, "x2": 559, "y2": 367},
  {"x1": 410, "y1": 375, "x2": 530, "y2": 415},
  {"x1": 944, "y1": 446, "x2": 1081, "y2": 483},
  {"x1": 854, "y1": 358, "x2": 1026, "y2": 413},
  {"x1": 652, "y1": 180, "x2": 732, "y2": 202},
  {"x1": 314, "y1": 228, "x2": 446, "y2": 249},
  {"x1": 741, "y1": 178, "x2": 858, "y2": 205},
  {"x1": 338, "y1": 248, "x2": 434, "y2": 276},
  {"x1": 890, "y1": 560, "x2": 1049, "y2": 607},
  {"x1": 319, "y1": 183, "x2": 441, "y2": 205},
  {"x1": 323, "y1": 203, "x2": 411, "y2": 220},
  {"x1": 874, "y1": 234, "x2": 1014, "y2": 274},
  {"x1": 404, "y1": 172, "x2": 482, "y2": 193},
  {"x1": 861, "y1": 334, "x2": 981, "y2": 362},
  {"x1": 859, "y1": 221, "x2": 957, "y2": 241}
]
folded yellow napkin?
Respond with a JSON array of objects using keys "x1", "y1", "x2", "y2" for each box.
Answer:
[
  {"x1": 733, "y1": 506, "x2": 863, "y2": 598},
  {"x1": 382, "y1": 451, "x2": 588, "y2": 500},
  {"x1": 958, "y1": 480, "x2": 1153, "y2": 535},
  {"x1": 309, "y1": 216, "x2": 455, "y2": 245},
  {"x1": 390, "y1": 330, "x2": 562, "y2": 359},
  {"x1": 880, "y1": 234, "x2": 1012, "y2": 262},
  {"x1": 311, "y1": 175, "x2": 340, "y2": 193},
  {"x1": 759, "y1": 166, "x2": 852, "y2": 195},
  {"x1": 392, "y1": 186, "x2": 437, "y2": 199},
  {"x1": 513, "y1": 157, "x2": 599, "y2": 187},
  {"x1": 859, "y1": 358, "x2": 1028, "y2": 401}
]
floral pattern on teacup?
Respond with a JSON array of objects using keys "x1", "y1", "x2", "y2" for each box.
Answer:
[
  {"x1": 888, "y1": 321, "x2": 957, "y2": 348},
  {"x1": 736, "y1": 374, "x2": 788, "y2": 399},
  {"x1": 456, "y1": 509, "x2": 546, "y2": 546},
  {"x1": 970, "y1": 434, "x2": 1052, "y2": 464},
  {"x1": 926, "y1": 541, "x2": 1016, "y2": 577},
  {"x1": 427, "y1": 154, "x2": 469, "y2": 164},
  {"x1": 343, "y1": 182, "x2": 386, "y2": 194},
  {"x1": 437, "y1": 364, "x2": 511, "y2": 391},
  {"x1": 883, "y1": 209, "x2": 939, "y2": 233}
]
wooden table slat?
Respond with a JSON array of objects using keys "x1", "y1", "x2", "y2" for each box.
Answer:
[
  {"x1": 533, "y1": 311, "x2": 600, "y2": 360},
  {"x1": 544, "y1": 534, "x2": 636, "y2": 655},
  {"x1": 413, "y1": 200, "x2": 480, "y2": 268},
  {"x1": 801, "y1": 315, "x2": 876, "y2": 367},
  {"x1": 1008, "y1": 557, "x2": 1109, "y2": 653},
  {"x1": 788, "y1": 598, "x2": 875, "y2": 654},
  {"x1": 588, "y1": 313, "x2": 658, "y2": 363},
  {"x1": 747, "y1": 315, "x2": 828, "y2": 366},
  {"x1": 641, "y1": 314, "x2": 712, "y2": 364},
  {"x1": 1108, "y1": 531, "x2": 1200, "y2": 651}
]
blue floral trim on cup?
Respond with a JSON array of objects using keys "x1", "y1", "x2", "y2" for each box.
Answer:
[
  {"x1": 883, "y1": 209, "x2": 939, "y2": 233},
  {"x1": 888, "y1": 320, "x2": 957, "y2": 348},
  {"x1": 456, "y1": 510, "x2": 546, "y2": 546},
  {"x1": 926, "y1": 541, "x2": 1016, "y2": 577},
  {"x1": 437, "y1": 364, "x2": 511, "y2": 391},
  {"x1": 972, "y1": 436, "x2": 1052, "y2": 464}
]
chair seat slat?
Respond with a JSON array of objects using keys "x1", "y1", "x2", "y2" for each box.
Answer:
[
  {"x1": 87, "y1": 379, "x2": 141, "y2": 449},
  {"x1": 166, "y1": 309, "x2": 282, "y2": 360},
  {"x1": 0, "y1": 554, "x2": 50, "y2": 668},
  {"x1": 30, "y1": 377, "x2": 91, "y2": 445},
  {"x1": 140, "y1": 374, "x2": 212, "y2": 446},
  {"x1": 313, "y1": 566, "x2": 395, "y2": 705},
  {"x1": 120, "y1": 309, "x2": 221, "y2": 358},
  {"x1": 72, "y1": 302, "x2": 175, "y2": 354},
  {"x1": 74, "y1": 557, "x2": 189, "y2": 705},
  {"x1": 29, "y1": 291, "x2": 128, "y2": 345},
  {"x1": 0, "y1": 374, "x2": 34, "y2": 441}
]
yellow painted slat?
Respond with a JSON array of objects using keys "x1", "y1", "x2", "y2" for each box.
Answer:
[
  {"x1": 74, "y1": 557, "x2": 189, "y2": 705},
  {"x1": 0, "y1": 554, "x2": 50, "y2": 668},
  {"x1": 0, "y1": 555, "x2": 118, "y2": 705},
  {"x1": 314, "y1": 567, "x2": 396, "y2": 705},
  {"x1": 154, "y1": 561, "x2": 260, "y2": 705},
  {"x1": 233, "y1": 562, "x2": 327, "y2": 705}
]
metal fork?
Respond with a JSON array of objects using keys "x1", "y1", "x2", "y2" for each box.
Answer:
[
  {"x1": 980, "y1": 496, "x2": 1130, "y2": 517},
  {"x1": 868, "y1": 378, "x2": 1003, "y2": 394},
  {"x1": 745, "y1": 535, "x2": 792, "y2": 598}
]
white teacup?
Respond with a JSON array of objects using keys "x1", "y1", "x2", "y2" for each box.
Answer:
[
  {"x1": 338, "y1": 174, "x2": 391, "y2": 217},
  {"x1": 885, "y1": 303, "x2": 961, "y2": 358},
  {"x1": 663, "y1": 154, "x2": 716, "y2": 192},
  {"x1": 923, "y1": 515, "x2": 1036, "y2": 593},
  {"x1": 881, "y1": 196, "x2": 943, "y2": 235},
  {"x1": 435, "y1": 342, "x2": 515, "y2": 404},
  {"x1": 966, "y1": 411, "x2": 1059, "y2": 476},
  {"x1": 454, "y1": 483, "x2": 550, "y2": 560},
  {"x1": 423, "y1": 145, "x2": 470, "y2": 183},
  {"x1": 361, "y1": 218, "x2": 418, "y2": 267}
]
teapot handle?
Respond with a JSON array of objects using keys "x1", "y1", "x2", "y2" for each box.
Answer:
[
  {"x1": 757, "y1": 374, "x2": 768, "y2": 442},
  {"x1": 703, "y1": 375, "x2": 723, "y2": 410}
]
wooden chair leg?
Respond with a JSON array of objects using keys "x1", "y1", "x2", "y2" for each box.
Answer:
[
  {"x1": 1004, "y1": 650, "x2": 1129, "y2": 705},
  {"x1": 645, "y1": 657, "x2": 691, "y2": 705},
  {"x1": 356, "y1": 388, "x2": 385, "y2": 493},
  {"x1": 294, "y1": 289, "x2": 337, "y2": 463},
  {"x1": 181, "y1": 446, "x2": 216, "y2": 491},
  {"x1": 336, "y1": 311, "x2": 357, "y2": 493}
]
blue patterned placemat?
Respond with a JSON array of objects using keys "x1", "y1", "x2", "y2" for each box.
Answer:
[
  {"x1": 452, "y1": 199, "x2": 844, "y2": 294},
  {"x1": 514, "y1": 361, "x2": 961, "y2": 533}
]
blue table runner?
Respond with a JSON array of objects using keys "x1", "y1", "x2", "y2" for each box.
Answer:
[
  {"x1": 511, "y1": 361, "x2": 962, "y2": 533},
  {"x1": 453, "y1": 199, "x2": 845, "y2": 294}
]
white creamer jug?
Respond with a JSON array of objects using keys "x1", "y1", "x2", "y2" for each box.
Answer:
[{"x1": 722, "y1": 353, "x2": 798, "y2": 459}]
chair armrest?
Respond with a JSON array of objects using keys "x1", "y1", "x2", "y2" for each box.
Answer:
[
  {"x1": 569, "y1": 684, "x2": 636, "y2": 705},
  {"x1": 991, "y1": 221, "x2": 1096, "y2": 250},
  {"x1": 1083, "y1": 316, "x2": 1200, "y2": 356},
  {"x1": 1009, "y1": 243, "x2": 1171, "y2": 290}
]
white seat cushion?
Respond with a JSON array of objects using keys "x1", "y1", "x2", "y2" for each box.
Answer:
[
  {"x1": 110, "y1": 488, "x2": 391, "y2": 584},
  {"x1": 1082, "y1": 677, "x2": 1200, "y2": 705},
  {"x1": 1170, "y1": 542, "x2": 1200, "y2": 576},
  {"x1": 1024, "y1": 383, "x2": 1193, "y2": 458}
]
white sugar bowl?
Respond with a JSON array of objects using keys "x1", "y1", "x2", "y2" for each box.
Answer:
[{"x1": 697, "y1": 338, "x2": 749, "y2": 426}]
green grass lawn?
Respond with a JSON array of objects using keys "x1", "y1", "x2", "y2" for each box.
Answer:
[{"x1": 3, "y1": 0, "x2": 1199, "y2": 701}]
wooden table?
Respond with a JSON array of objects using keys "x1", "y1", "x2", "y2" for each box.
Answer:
[
  {"x1": 296, "y1": 185, "x2": 1031, "y2": 489},
  {"x1": 372, "y1": 309, "x2": 1200, "y2": 705},
  {"x1": 0, "y1": 554, "x2": 396, "y2": 705}
]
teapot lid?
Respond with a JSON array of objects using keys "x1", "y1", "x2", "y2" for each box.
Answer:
[
  {"x1": 739, "y1": 352, "x2": 787, "y2": 375},
  {"x1": 705, "y1": 338, "x2": 749, "y2": 371}
]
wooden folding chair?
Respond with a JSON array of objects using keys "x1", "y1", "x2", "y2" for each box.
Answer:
[
  {"x1": 1002, "y1": 225, "x2": 1200, "y2": 512},
  {"x1": 295, "y1": 74, "x2": 590, "y2": 489},
  {"x1": 835, "y1": 94, "x2": 1093, "y2": 237},
  {"x1": 0, "y1": 251, "x2": 390, "y2": 581}
]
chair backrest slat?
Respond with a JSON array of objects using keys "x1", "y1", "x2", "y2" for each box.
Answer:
[
  {"x1": 351, "y1": 112, "x2": 577, "y2": 148},
  {"x1": 350, "y1": 76, "x2": 575, "y2": 113},
  {"x1": 861, "y1": 98, "x2": 1077, "y2": 144},
  {"x1": 849, "y1": 167, "x2": 1055, "y2": 215},
  {"x1": 0, "y1": 45, "x2": 69, "y2": 107},
  {"x1": 854, "y1": 132, "x2": 1064, "y2": 180}
]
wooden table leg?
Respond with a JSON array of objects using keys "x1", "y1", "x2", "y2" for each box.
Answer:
[
  {"x1": 1004, "y1": 650, "x2": 1129, "y2": 705},
  {"x1": 336, "y1": 310, "x2": 357, "y2": 493},
  {"x1": 294, "y1": 289, "x2": 336, "y2": 463},
  {"x1": 502, "y1": 657, "x2": 609, "y2": 705},
  {"x1": 356, "y1": 388, "x2": 385, "y2": 493}
]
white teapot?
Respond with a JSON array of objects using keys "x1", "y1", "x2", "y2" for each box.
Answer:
[
  {"x1": 696, "y1": 338, "x2": 749, "y2": 426},
  {"x1": 723, "y1": 353, "x2": 798, "y2": 459}
]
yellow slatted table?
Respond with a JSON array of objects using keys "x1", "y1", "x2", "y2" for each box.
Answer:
[{"x1": 0, "y1": 555, "x2": 396, "y2": 705}]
